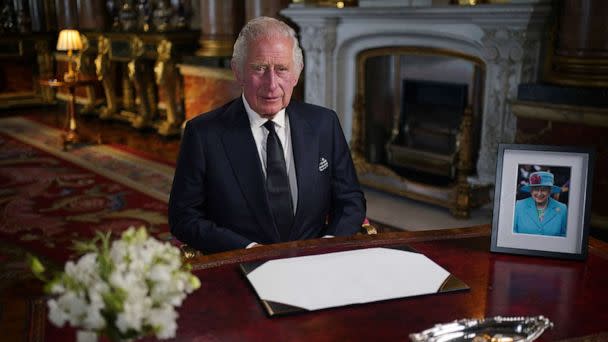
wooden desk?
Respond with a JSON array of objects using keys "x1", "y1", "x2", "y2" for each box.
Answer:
[
  {"x1": 34, "y1": 225, "x2": 608, "y2": 340},
  {"x1": 39, "y1": 77, "x2": 99, "y2": 150}
]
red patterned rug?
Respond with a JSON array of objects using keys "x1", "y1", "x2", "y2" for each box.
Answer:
[{"x1": 0, "y1": 117, "x2": 176, "y2": 269}]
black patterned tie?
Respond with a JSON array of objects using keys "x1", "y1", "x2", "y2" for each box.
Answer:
[{"x1": 263, "y1": 120, "x2": 293, "y2": 240}]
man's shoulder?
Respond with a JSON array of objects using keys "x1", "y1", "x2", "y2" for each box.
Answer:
[
  {"x1": 288, "y1": 100, "x2": 337, "y2": 124},
  {"x1": 289, "y1": 100, "x2": 334, "y2": 115},
  {"x1": 187, "y1": 98, "x2": 240, "y2": 128}
]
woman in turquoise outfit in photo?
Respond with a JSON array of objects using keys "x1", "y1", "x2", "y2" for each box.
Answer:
[{"x1": 513, "y1": 171, "x2": 568, "y2": 236}]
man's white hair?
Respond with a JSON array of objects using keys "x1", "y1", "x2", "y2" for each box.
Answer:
[{"x1": 232, "y1": 16, "x2": 304, "y2": 75}]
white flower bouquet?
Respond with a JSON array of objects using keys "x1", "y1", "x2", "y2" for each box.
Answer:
[{"x1": 29, "y1": 226, "x2": 201, "y2": 342}]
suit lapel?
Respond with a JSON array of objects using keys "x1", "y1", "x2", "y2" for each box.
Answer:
[
  {"x1": 288, "y1": 104, "x2": 318, "y2": 239},
  {"x1": 523, "y1": 198, "x2": 543, "y2": 230},
  {"x1": 221, "y1": 99, "x2": 279, "y2": 242}
]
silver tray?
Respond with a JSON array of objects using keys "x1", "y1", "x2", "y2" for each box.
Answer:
[{"x1": 409, "y1": 315, "x2": 553, "y2": 342}]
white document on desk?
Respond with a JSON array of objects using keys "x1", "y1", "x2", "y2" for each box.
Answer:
[{"x1": 245, "y1": 247, "x2": 462, "y2": 312}]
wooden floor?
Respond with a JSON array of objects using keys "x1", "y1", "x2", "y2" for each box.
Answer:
[{"x1": 2, "y1": 105, "x2": 182, "y2": 164}]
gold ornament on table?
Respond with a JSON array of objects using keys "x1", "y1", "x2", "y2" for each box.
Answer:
[{"x1": 56, "y1": 29, "x2": 83, "y2": 82}]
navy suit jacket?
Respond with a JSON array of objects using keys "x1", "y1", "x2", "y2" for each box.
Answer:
[{"x1": 168, "y1": 98, "x2": 366, "y2": 253}]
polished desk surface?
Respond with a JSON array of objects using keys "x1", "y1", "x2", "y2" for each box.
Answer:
[{"x1": 39, "y1": 225, "x2": 608, "y2": 341}]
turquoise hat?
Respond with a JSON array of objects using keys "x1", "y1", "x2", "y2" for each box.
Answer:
[{"x1": 521, "y1": 171, "x2": 561, "y2": 194}]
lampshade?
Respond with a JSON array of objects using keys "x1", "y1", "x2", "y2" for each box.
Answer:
[{"x1": 56, "y1": 29, "x2": 83, "y2": 51}]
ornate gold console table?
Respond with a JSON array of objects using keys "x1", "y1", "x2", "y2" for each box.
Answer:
[{"x1": 87, "y1": 31, "x2": 198, "y2": 136}]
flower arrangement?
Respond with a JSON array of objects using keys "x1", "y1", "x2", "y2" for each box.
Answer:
[{"x1": 29, "y1": 226, "x2": 201, "y2": 342}]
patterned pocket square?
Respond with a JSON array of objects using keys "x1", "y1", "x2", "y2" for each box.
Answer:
[{"x1": 319, "y1": 157, "x2": 328, "y2": 171}]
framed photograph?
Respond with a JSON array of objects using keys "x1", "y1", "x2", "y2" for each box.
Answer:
[{"x1": 491, "y1": 144, "x2": 596, "y2": 260}]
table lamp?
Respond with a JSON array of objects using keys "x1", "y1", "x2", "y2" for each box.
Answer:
[{"x1": 56, "y1": 29, "x2": 83, "y2": 82}]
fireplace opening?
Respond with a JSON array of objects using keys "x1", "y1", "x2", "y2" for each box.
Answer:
[
  {"x1": 359, "y1": 47, "x2": 484, "y2": 187},
  {"x1": 387, "y1": 79, "x2": 468, "y2": 183},
  {"x1": 353, "y1": 47, "x2": 489, "y2": 217},
  {"x1": 398, "y1": 79, "x2": 467, "y2": 156}
]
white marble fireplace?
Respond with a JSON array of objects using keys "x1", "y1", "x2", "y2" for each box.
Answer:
[{"x1": 282, "y1": 2, "x2": 552, "y2": 186}]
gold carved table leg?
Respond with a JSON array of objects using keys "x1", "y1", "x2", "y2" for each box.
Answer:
[
  {"x1": 129, "y1": 58, "x2": 155, "y2": 129},
  {"x1": 95, "y1": 36, "x2": 118, "y2": 119},
  {"x1": 155, "y1": 40, "x2": 183, "y2": 136}
]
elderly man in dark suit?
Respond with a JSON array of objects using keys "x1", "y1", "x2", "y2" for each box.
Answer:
[{"x1": 168, "y1": 16, "x2": 366, "y2": 254}]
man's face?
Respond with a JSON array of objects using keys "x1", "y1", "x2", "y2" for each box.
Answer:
[
  {"x1": 232, "y1": 36, "x2": 300, "y2": 118},
  {"x1": 531, "y1": 186, "x2": 551, "y2": 205}
]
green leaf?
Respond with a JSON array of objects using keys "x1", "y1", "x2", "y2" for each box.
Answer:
[
  {"x1": 102, "y1": 288, "x2": 126, "y2": 313},
  {"x1": 27, "y1": 254, "x2": 48, "y2": 282},
  {"x1": 189, "y1": 275, "x2": 201, "y2": 290}
]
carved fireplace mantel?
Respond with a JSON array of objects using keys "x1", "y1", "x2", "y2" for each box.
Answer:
[{"x1": 282, "y1": 2, "x2": 553, "y2": 189}]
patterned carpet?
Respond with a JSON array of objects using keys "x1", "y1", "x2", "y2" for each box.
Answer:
[{"x1": 0, "y1": 117, "x2": 176, "y2": 286}]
